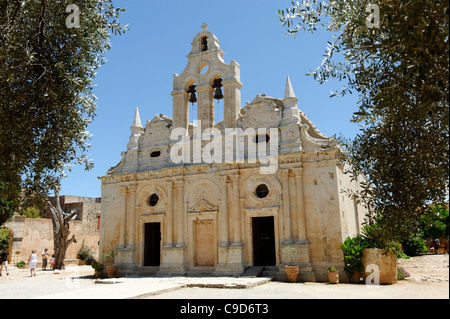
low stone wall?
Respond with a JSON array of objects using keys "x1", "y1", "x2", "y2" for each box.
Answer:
[{"x1": 4, "y1": 214, "x2": 99, "y2": 265}]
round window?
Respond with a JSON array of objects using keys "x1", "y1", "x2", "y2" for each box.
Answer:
[
  {"x1": 255, "y1": 184, "x2": 269, "y2": 199},
  {"x1": 148, "y1": 193, "x2": 159, "y2": 207}
]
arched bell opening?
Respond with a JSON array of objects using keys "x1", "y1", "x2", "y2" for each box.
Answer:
[
  {"x1": 211, "y1": 77, "x2": 224, "y2": 125},
  {"x1": 200, "y1": 36, "x2": 208, "y2": 52},
  {"x1": 185, "y1": 81, "x2": 198, "y2": 125}
]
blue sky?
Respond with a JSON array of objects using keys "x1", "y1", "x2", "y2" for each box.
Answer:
[{"x1": 59, "y1": 0, "x2": 361, "y2": 198}]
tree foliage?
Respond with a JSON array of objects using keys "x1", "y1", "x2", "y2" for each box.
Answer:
[
  {"x1": 0, "y1": 0, "x2": 127, "y2": 225},
  {"x1": 280, "y1": 0, "x2": 449, "y2": 240},
  {"x1": 420, "y1": 205, "x2": 449, "y2": 239}
]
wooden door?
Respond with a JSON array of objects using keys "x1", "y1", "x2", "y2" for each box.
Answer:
[
  {"x1": 144, "y1": 223, "x2": 161, "y2": 266},
  {"x1": 194, "y1": 220, "x2": 214, "y2": 266},
  {"x1": 252, "y1": 216, "x2": 276, "y2": 266}
]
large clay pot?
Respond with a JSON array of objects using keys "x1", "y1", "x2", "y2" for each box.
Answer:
[
  {"x1": 285, "y1": 265, "x2": 299, "y2": 283},
  {"x1": 362, "y1": 248, "x2": 397, "y2": 285},
  {"x1": 352, "y1": 271, "x2": 361, "y2": 283},
  {"x1": 328, "y1": 271, "x2": 339, "y2": 284},
  {"x1": 105, "y1": 265, "x2": 119, "y2": 278}
]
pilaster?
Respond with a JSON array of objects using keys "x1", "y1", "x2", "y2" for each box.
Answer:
[
  {"x1": 197, "y1": 85, "x2": 215, "y2": 129},
  {"x1": 172, "y1": 90, "x2": 189, "y2": 130}
]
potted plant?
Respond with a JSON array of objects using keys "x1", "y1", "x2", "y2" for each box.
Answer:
[
  {"x1": 328, "y1": 266, "x2": 339, "y2": 284},
  {"x1": 77, "y1": 247, "x2": 92, "y2": 265},
  {"x1": 361, "y1": 224, "x2": 398, "y2": 285},
  {"x1": 283, "y1": 246, "x2": 299, "y2": 283},
  {"x1": 104, "y1": 250, "x2": 118, "y2": 278},
  {"x1": 341, "y1": 234, "x2": 365, "y2": 283},
  {"x1": 91, "y1": 260, "x2": 104, "y2": 279}
]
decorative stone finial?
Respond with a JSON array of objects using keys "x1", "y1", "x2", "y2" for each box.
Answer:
[
  {"x1": 201, "y1": 22, "x2": 208, "y2": 31},
  {"x1": 284, "y1": 75, "x2": 296, "y2": 99},
  {"x1": 132, "y1": 107, "x2": 142, "y2": 128}
]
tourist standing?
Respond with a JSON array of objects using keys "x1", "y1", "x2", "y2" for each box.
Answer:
[
  {"x1": 28, "y1": 250, "x2": 38, "y2": 277},
  {"x1": 41, "y1": 248, "x2": 49, "y2": 270},
  {"x1": 50, "y1": 254, "x2": 55, "y2": 270},
  {"x1": 0, "y1": 249, "x2": 9, "y2": 276}
]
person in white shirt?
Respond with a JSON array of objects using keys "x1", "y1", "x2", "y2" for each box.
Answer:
[{"x1": 28, "y1": 250, "x2": 38, "y2": 277}]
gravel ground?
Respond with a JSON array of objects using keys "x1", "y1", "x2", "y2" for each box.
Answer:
[{"x1": 0, "y1": 254, "x2": 448, "y2": 299}]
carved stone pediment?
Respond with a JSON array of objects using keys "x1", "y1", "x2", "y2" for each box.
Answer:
[{"x1": 189, "y1": 199, "x2": 218, "y2": 213}]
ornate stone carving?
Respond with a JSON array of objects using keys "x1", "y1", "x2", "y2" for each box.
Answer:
[{"x1": 189, "y1": 199, "x2": 218, "y2": 213}]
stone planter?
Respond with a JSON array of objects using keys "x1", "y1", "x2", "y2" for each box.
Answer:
[
  {"x1": 285, "y1": 265, "x2": 299, "y2": 283},
  {"x1": 362, "y1": 248, "x2": 397, "y2": 285},
  {"x1": 94, "y1": 270, "x2": 103, "y2": 279},
  {"x1": 105, "y1": 265, "x2": 119, "y2": 278},
  {"x1": 328, "y1": 271, "x2": 339, "y2": 284}
]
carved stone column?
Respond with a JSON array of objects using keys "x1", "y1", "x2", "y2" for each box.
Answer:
[
  {"x1": 174, "y1": 179, "x2": 185, "y2": 247},
  {"x1": 288, "y1": 170, "x2": 299, "y2": 240},
  {"x1": 219, "y1": 174, "x2": 244, "y2": 274},
  {"x1": 280, "y1": 170, "x2": 292, "y2": 243},
  {"x1": 126, "y1": 185, "x2": 138, "y2": 249},
  {"x1": 219, "y1": 175, "x2": 229, "y2": 246},
  {"x1": 293, "y1": 168, "x2": 307, "y2": 241},
  {"x1": 118, "y1": 185, "x2": 128, "y2": 248},
  {"x1": 230, "y1": 174, "x2": 242, "y2": 245},
  {"x1": 165, "y1": 181, "x2": 174, "y2": 247}
]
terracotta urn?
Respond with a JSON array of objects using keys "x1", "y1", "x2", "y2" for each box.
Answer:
[
  {"x1": 285, "y1": 265, "x2": 299, "y2": 283},
  {"x1": 105, "y1": 265, "x2": 119, "y2": 278},
  {"x1": 328, "y1": 271, "x2": 339, "y2": 284}
]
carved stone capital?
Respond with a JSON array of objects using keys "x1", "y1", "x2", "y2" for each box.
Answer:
[
  {"x1": 165, "y1": 180, "x2": 174, "y2": 189},
  {"x1": 174, "y1": 179, "x2": 184, "y2": 189}
]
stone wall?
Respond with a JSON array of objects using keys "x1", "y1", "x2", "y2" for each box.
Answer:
[{"x1": 3, "y1": 196, "x2": 100, "y2": 265}]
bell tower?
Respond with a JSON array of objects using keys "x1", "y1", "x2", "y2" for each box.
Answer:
[{"x1": 172, "y1": 23, "x2": 242, "y2": 130}]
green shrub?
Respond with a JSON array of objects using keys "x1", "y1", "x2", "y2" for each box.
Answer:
[
  {"x1": 91, "y1": 260, "x2": 104, "y2": 271},
  {"x1": 341, "y1": 234, "x2": 366, "y2": 273},
  {"x1": 402, "y1": 237, "x2": 428, "y2": 257},
  {"x1": 16, "y1": 261, "x2": 25, "y2": 268},
  {"x1": 0, "y1": 227, "x2": 10, "y2": 251},
  {"x1": 19, "y1": 206, "x2": 41, "y2": 218},
  {"x1": 77, "y1": 247, "x2": 94, "y2": 264}
]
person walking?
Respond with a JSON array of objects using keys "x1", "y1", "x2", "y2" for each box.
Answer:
[
  {"x1": 0, "y1": 249, "x2": 9, "y2": 276},
  {"x1": 41, "y1": 248, "x2": 49, "y2": 270},
  {"x1": 28, "y1": 250, "x2": 38, "y2": 277}
]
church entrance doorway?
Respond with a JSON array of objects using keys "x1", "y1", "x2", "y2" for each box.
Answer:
[
  {"x1": 144, "y1": 223, "x2": 161, "y2": 266},
  {"x1": 252, "y1": 216, "x2": 276, "y2": 266},
  {"x1": 194, "y1": 220, "x2": 214, "y2": 266}
]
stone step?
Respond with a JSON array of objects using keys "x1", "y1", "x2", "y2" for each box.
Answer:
[{"x1": 240, "y1": 266, "x2": 265, "y2": 278}]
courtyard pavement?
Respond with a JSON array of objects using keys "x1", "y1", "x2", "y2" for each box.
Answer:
[{"x1": 0, "y1": 254, "x2": 448, "y2": 300}]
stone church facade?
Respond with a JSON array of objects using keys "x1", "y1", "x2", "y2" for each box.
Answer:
[{"x1": 99, "y1": 24, "x2": 366, "y2": 281}]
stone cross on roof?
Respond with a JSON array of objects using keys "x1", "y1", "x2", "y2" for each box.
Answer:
[{"x1": 201, "y1": 22, "x2": 208, "y2": 31}]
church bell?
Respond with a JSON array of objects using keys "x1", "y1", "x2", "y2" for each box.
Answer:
[
  {"x1": 212, "y1": 78, "x2": 224, "y2": 101},
  {"x1": 187, "y1": 85, "x2": 197, "y2": 103}
]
